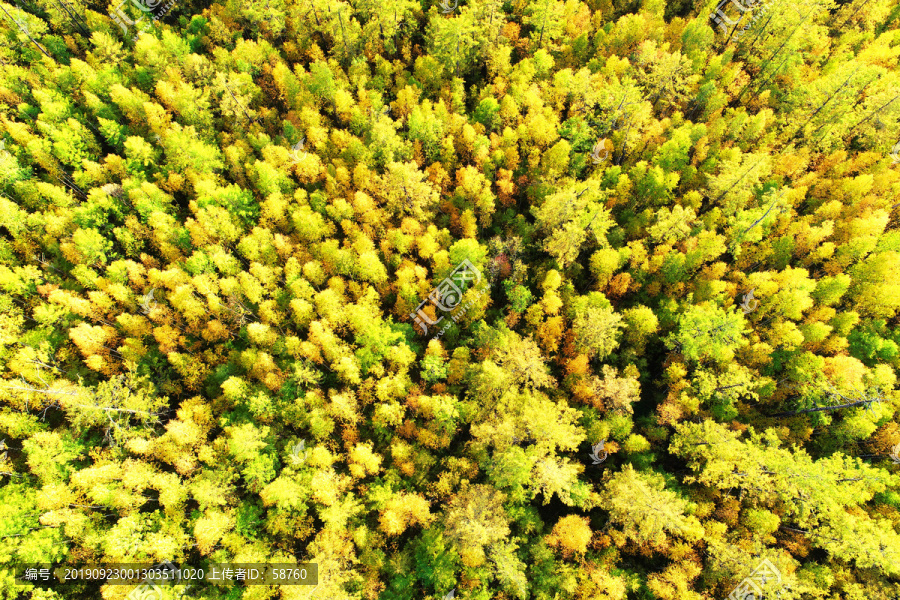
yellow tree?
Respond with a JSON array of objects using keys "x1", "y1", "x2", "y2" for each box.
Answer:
[{"x1": 598, "y1": 464, "x2": 705, "y2": 554}]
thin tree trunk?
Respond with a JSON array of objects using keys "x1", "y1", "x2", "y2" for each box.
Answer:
[
  {"x1": 828, "y1": 0, "x2": 872, "y2": 57},
  {"x1": 736, "y1": 10, "x2": 812, "y2": 102},
  {"x1": 806, "y1": 75, "x2": 879, "y2": 145},
  {"x1": 787, "y1": 70, "x2": 856, "y2": 144},
  {"x1": 741, "y1": 4, "x2": 779, "y2": 56},
  {"x1": 737, "y1": 190, "x2": 783, "y2": 239},
  {"x1": 840, "y1": 0, "x2": 871, "y2": 28},
  {"x1": 338, "y1": 9, "x2": 348, "y2": 58},
  {"x1": 779, "y1": 526, "x2": 842, "y2": 543},
  {"x1": 0, "y1": 4, "x2": 53, "y2": 60},
  {"x1": 56, "y1": 0, "x2": 91, "y2": 36},
  {"x1": 771, "y1": 397, "x2": 880, "y2": 417},
  {"x1": 539, "y1": 0, "x2": 548, "y2": 47},
  {"x1": 746, "y1": 51, "x2": 792, "y2": 105},
  {"x1": 712, "y1": 154, "x2": 767, "y2": 204},
  {"x1": 844, "y1": 93, "x2": 900, "y2": 140},
  {"x1": 223, "y1": 81, "x2": 255, "y2": 124}
]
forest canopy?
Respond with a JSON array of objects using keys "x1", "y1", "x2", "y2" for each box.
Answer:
[{"x1": 1, "y1": 0, "x2": 900, "y2": 599}]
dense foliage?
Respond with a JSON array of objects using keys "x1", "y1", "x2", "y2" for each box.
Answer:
[{"x1": 1, "y1": 0, "x2": 900, "y2": 598}]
